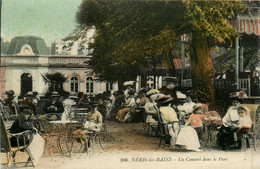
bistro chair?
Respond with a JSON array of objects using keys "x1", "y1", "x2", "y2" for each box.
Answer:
[
  {"x1": 154, "y1": 106, "x2": 181, "y2": 151},
  {"x1": 240, "y1": 125, "x2": 257, "y2": 151},
  {"x1": 143, "y1": 113, "x2": 158, "y2": 136},
  {"x1": 0, "y1": 115, "x2": 35, "y2": 167}
]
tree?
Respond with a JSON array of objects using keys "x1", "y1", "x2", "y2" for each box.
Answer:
[
  {"x1": 182, "y1": 0, "x2": 245, "y2": 104},
  {"x1": 68, "y1": 1, "x2": 184, "y2": 87},
  {"x1": 72, "y1": 0, "x2": 245, "y2": 104},
  {"x1": 42, "y1": 72, "x2": 68, "y2": 96}
]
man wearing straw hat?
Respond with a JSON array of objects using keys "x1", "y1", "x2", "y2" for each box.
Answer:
[
  {"x1": 22, "y1": 91, "x2": 37, "y2": 115},
  {"x1": 44, "y1": 92, "x2": 64, "y2": 114}
]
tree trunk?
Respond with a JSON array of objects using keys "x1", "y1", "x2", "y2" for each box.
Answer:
[{"x1": 190, "y1": 33, "x2": 215, "y2": 105}]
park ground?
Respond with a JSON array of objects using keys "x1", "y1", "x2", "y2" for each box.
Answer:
[{"x1": 1, "y1": 121, "x2": 260, "y2": 169}]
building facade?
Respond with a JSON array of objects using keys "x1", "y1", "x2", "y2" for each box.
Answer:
[{"x1": 0, "y1": 35, "x2": 118, "y2": 99}]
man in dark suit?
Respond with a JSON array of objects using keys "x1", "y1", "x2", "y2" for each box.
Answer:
[{"x1": 44, "y1": 92, "x2": 64, "y2": 114}]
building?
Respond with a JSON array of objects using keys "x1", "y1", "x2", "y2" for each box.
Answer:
[
  {"x1": 1, "y1": 37, "x2": 10, "y2": 54},
  {"x1": 0, "y1": 35, "x2": 118, "y2": 99}
]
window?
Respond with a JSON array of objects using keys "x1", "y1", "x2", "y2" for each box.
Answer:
[
  {"x1": 21, "y1": 73, "x2": 32, "y2": 96},
  {"x1": 70, "y1": 77, "x2": 78, "y2": 93},
  {"x1": 106, "y1": 82, "x2": 113, "y2": 91},
  {"x1": 86, "y1": 77, "x2": 94, "y2": 94},
  {"x1": 147, "y1": 77, "x2": 154, "y2": 89}
]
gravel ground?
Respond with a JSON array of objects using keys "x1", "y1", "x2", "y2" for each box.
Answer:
[{"x1": 1, "y1": 121, "x2": 260, "y2": 169}]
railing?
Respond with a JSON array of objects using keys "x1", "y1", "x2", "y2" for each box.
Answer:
[{"x1": 48, "y1": 56, "x2": 90, "y2": 65}]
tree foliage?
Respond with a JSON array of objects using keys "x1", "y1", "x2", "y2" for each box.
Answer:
[
  {"x1": 72, "y1": 0, "x2": 245, "y2": 104},
  {"x1": 42, "y1": 72, "x2": 68, "y2": 95}
]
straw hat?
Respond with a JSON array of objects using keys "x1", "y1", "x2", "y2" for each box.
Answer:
[
  {"x1": 51, "y1": 91, "x2": 60, "y2": 97},
  {"x1": 238, "y1": 105, "x2": 250, "y2": 116},
  {"x1": 157, "y1": 96, "x2": 173, "y2": 104},
  {"x1": 193, "y1": 103, "x2": 202, "y2": 112},
  {"x1": 26, "y1": 91, "x2": 34, "y2": 97}
]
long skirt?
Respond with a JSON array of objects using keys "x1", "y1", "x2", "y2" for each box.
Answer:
[
  {"x1": 116, "y1": 108, "x2": 130, "y2": 122},
  {"x1": 176, "y1": 126, "x2": 201, "y2": 151}
]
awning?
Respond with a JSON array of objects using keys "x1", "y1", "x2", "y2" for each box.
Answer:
[
  {"x1": 229, "y1": 15, "x2": 260, "y2": 36},
  {"x1": 173, "y1": 58, "x2": 182, "y2": 69}
]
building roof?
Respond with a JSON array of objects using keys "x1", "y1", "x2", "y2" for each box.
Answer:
[{"x1": 6, "y1": 35, "x2": 49, "y2": 55}]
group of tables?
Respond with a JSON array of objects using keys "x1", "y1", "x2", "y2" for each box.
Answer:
[{"x1": 38, "y1": 110, "x2": 98, "y2": 157}]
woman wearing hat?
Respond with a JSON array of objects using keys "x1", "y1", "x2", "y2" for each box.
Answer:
[
  {"x1": 185, "y1": 103, "x2": 208, "y2": 143},
  {"x1": 116, "y1": 90, "x2": 136, "y2": 122},
  {"x1": 9, "y1": 107, "x2": 35, "y2": 147},
  {"x1": 217, "y1": 97, "x2": 242, "y2": 150},
  {"x1": 222, "y1": 97, "x2": 242, "y2": 128},
  {"x1": 144, "y1": 92, "x2": 158, "y2": 125},
  {"x1": 73, "y1": 101, "x2": 103, "y2": 137},
  {"x1": 158, "y1": 96, "x2": 179, "y2": 147}
]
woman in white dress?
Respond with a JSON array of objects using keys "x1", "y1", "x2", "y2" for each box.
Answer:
[
  {"x1": 145, "y1": 93, "x2": 158, "y2": 125},
  {"x1": 175, "y1": 125, "x2": 202, "y2": 151}
]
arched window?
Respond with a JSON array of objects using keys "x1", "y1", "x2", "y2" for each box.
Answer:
[
  {"x1": 21, "y1": 73, "x2": 32, "y2": 96},
  {"x1": 106, "y1": 82, "x2": 113, "y2": 91},
  {"x1": 86, "y1": 77, "x2": 94, "y2": 94},
  {"x1": 147, "y1": 76, "x2": 154, "y2": 89},
  {"x1": 70, "y1": 77, "x2": 78, "y2": 93}
]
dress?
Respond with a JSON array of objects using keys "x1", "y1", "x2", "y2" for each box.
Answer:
[
  {"x1": 222, "y1": 106, "x2": 240, "y2": 127},
  {"x1": 182, "y1": 102, "x2": 195, "y2": 114},
  {"x1": 175, "y1": 126, "x2": 201, "y2": 151},
  {"x1": 160, "y1": 106, "x2": 179, "y2": 146},
  {"x1": 84, "y1": 108, "x2": 103, "y2": 132},
  {"x1": 116, "y1": 97, "x2": 136, "y2": 122},
  {"x1": 144, "y1": 101, "x2": 158, "y2": 125},
  {"x1": 10, "y1": 117, "x2": 34, "y2": 147},
  {"x1": 185, "y1": 112, "x2": 206, "y2": 141}
]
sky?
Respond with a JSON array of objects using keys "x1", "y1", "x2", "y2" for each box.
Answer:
[{"x1": 1, "y1": 0, "x2": 83, "y2": 46}]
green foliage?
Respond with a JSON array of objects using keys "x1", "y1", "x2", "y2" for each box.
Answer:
[
  {"x1": 71, "y1": 0, "x2": 186, "y2": 82},
  {"x1": 183, "y1": 0, "x2": 245, "y2": 41},
  {"x1": 42, "y1": 72, "x2": 67, "y2": 94},
  {"x1": 70, "y1": 0, "x2": 245, "y2": 101}
]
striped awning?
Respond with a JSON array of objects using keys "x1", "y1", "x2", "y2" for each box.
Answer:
[
  {"x1": 173, "y1": 58, "x2": 182, "y2": 69},
  {"x1": 181, "y1": 33, "x2": 189, "y2": 42},
  {"x1": 229, "y1": 15, "x2": 260, "y2": 36}
]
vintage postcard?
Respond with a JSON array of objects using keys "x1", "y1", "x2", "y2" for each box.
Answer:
[{"x1": 1, "y1": 0, "x2": 259, "y2": 169}]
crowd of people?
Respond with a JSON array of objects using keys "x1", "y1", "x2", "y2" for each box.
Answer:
[{"x1": 0, "y1": 81, "x2": 256, "y2": 152}]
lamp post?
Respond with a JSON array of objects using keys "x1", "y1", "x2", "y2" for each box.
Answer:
[{"x1": 235, "y1": 36, "x2": 240, "y2": 90}]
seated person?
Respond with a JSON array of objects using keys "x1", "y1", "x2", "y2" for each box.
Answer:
[
  {"x1": 158, "y1": 96, "x2": 179, "y2": 148},
  {"x1": 222, "y1": 97, "x2": 241, "y2": 128},
  {"x1": 45, "y1": 92, "x2": 64, "y2": 114},
  {"x1": 236, "y1": 106, "x2": 252, "y2": 148},
  {"x1": 218, "y1": 97, "x2": 242, "y2": 150},
  {"x1": 116, "y1": 90, "x2": 136, "y2": 122},
  {"x1": 138, "y1": 90, "x2": 148, "y2": 107},
  {"x1": 22, "y1": 91, "x2": 37, "y2": 115},
  {"x1": 73, "y1": 101, "x2": 103, "y2": 135},
  {"x1": 97, "y1": 99, "x2": 107, "y2": 120},
  {"x1": 10, "y1": 106, "x2": 35, "y2": 147},
  {"x1": 185, "y1": 103, "x2": 208, "y2": 143},
  {"x1": 175, "y1": 125, "x2": 202, "y2": 152},
  {"x1": 144, "y1": 92, "x2": 158, "y2": 125},
  {"x1": 105, "y1": 99, "x2": 113, "y2": 120},
  {"x1": 63, "y1": 93, "x2": 78, "y2": 107},
  {"x1": 182, "y1": 96, "x2": 195, "y2": 114},
  {"x1": 43, "y1": 92, "x2": 64, "y2": 120}
]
